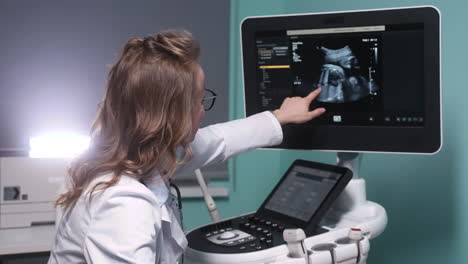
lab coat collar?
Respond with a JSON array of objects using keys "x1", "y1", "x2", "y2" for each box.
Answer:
[
  {"x1": 162, "y1": 204, "x2": 188, "y2": 249},
  {"x1": 142, "y1": 175, "x2": 170, "y2": 209},
  {"x1": 93, "y1": 172, "x2": 171, "y2": 211},
  {"x1": 143, "y1": 174, "x2": 188, "y2": 253}
]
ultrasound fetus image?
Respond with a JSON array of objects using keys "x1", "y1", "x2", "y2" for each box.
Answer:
[
  {"x1": 291, "y1": 37, "x2": 379, "y2": 104},
  {"x1": 317, "y1": 45, "x2": 374, "y2": 103}
]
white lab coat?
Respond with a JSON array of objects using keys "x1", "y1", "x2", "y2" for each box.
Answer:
[{"x1": 47, "y1": 111, "x2": 283, "y2": 264}]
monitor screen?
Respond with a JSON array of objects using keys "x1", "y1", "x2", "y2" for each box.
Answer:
[{"x1": 241, "y1": 6, "x2": 441, "y2": 153}]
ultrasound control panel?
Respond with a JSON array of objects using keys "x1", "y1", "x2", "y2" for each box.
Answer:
[
  {"x1": 187, "y1": 160, "x2": 352, "y2": 254},
  {"x1": 187, "y1": 213, "x2": 328, "y2": 253}
]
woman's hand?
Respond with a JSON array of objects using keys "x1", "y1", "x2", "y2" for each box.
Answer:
[{"x1": 273, "y1": 88, "x2": 326, "y2": 125}]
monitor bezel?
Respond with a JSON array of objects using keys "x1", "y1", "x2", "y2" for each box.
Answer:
[
  {"x1": 241, "y1": 6, "x2": 442, "y2": 154},
  {"x1": 255, "y1": 159, "x2": 353, "y2": 235}
]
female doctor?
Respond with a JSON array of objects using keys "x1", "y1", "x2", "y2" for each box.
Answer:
[{"x1": 48, "y1": 30, "x2": 325, "y2": 264}]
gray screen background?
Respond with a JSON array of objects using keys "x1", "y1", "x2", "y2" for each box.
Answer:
[{"x1": 0, "y1": 0, "x2": 230, "y2": 182}]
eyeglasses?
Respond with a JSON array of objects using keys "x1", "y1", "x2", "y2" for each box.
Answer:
[{"x1": 202, "y1": 89, "x2": 217, "y2": 111}]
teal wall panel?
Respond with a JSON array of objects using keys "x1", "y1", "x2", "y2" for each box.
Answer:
[{"x1": 183, "y1": 0, "x2": 468, "y2": 263}]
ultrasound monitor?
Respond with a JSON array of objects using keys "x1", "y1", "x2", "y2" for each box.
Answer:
[{"x1": 241, "y1": 6, "x2": 441, "y2": 153}]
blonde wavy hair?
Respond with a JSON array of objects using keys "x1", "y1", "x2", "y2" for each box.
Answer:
[{"x1": 56, "y1": 30, "x2": 200, "y2": 209}]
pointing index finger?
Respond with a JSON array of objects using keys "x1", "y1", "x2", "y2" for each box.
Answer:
[{"x1": 305, "y1": 87, "x2": 322, "y2": 102}]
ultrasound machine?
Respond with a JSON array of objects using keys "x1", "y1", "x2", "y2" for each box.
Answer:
[{"x1": 185, "y1": 6, "x2": 441, "y2": 264}]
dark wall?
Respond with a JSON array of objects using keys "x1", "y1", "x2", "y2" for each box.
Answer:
[{"x1": 0, "y1": 0, "x2": 230, "y2": 180}]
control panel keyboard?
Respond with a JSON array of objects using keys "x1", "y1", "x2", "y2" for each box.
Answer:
[{"x1": 187, "y1": 213, "x2": 328, "y2": 254}]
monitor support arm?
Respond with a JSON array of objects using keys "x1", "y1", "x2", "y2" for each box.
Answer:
[
  {"x1": 336, "y1": 152, "x2": 362, "y2": 179},
  {"x1": 322, "y1": 152, "x2": 388, "y2": 239},
  {"x1": 334, "y1": 152, "x2": 366, "y2": 211}
]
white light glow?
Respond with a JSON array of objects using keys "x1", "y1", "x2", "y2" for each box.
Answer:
[{"x1": 29, "y1": 133, "x2": 90, "y2": 158}]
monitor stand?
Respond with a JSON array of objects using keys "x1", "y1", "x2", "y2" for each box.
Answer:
[
  {"x1": 324, "y1": 152, "x2": 387, "y2": 239},
  {"x1": 334, "y1": 152, "x2": 366, "y2": 211}
]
